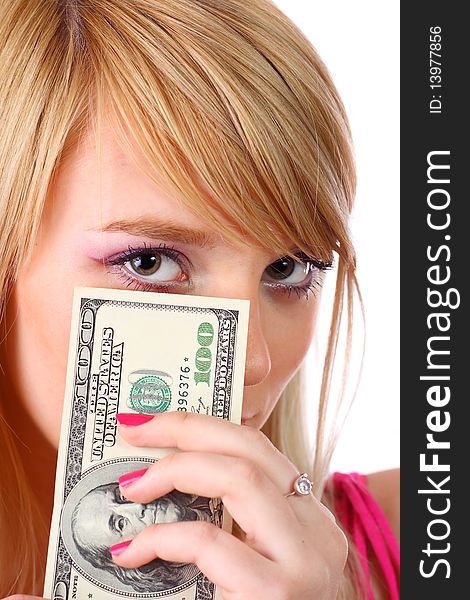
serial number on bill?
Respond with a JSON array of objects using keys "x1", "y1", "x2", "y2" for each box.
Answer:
[{"x1": 429, "y1": 26, "x2": 442, "y2": 114}]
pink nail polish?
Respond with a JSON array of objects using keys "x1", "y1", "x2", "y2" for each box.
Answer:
[
  {"x1": 119, "y1": 468, "x2": 148, "y2": 488},
  {"x1": 109, "y1": 540, "x2": 132, "y2": 557},
  {"x1": 116, "y1": 413, "x2": 154, "y2": 426}
]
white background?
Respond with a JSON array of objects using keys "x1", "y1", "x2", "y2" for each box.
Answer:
[{"x1": 272, "y1": 1, "x2": 400, "y2": 474}]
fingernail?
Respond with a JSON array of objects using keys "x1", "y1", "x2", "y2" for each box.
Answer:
[
  {"x1": 119, "y1": 468, "x2": 148, "y2": 488},
  {"x1": 109, "y1": 540, "x2": 132, "y2": 557},
  {"x1": 116, "y1": 413, "x2": 154, "y2": 426}
]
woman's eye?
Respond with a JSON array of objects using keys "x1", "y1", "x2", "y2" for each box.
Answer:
[
  {"x1": 106, "y1": 243, "x2": 190, "y2": 292},
  {"x1": 125, "y1": 251, "x2": 183, "y2": 283},
  {"x1": 263, "y1": 254, "x2": 333, "y2": 300},
  {"x1": 106, "y1": 243, "x2": 331, "y2": 299},
  {"x1": 264, "y1": 256, "x2": 312, "y2": 285}
]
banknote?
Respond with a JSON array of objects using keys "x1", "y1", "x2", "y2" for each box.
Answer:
[{"x1": 44, "y1": 286, "x2": 249, "y2": 600}]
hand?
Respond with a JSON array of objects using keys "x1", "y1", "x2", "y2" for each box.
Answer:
[{"x1": 112, "y1": 412, "x2": 348, "y2": 599}]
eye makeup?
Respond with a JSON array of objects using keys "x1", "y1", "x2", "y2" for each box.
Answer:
[{"x1": 101, "y1": 239, "x2": 332, "y2": 301}]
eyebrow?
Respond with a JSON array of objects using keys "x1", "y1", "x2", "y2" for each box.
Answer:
[{"x1": 90, "y1": 217, "x2": 220, "y2": 249}]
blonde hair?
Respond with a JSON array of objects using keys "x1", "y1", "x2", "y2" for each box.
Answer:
[{"x1": 0, "y1": 0, "x2": 364, "y2": 596}]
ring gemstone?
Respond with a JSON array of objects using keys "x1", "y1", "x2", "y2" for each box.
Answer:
[{"x1": 295, "y1": 473, "x2": 313, "y2": 495}]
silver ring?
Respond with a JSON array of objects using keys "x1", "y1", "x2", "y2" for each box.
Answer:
[{"x1": 284, "y1": 473, "x2": 313, "y2": 498}]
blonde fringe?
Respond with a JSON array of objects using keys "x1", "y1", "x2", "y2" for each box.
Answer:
[{"x1": 1, "y1": 1, "x2": 365, "y2": 596}]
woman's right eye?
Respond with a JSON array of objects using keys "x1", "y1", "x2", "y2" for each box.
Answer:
[
  {"x1": 106, "y1": 242, "x2": 191, "y2": 292},
  {"x1": 124, "y1": 250, "x2": 182, "y2": 282}
]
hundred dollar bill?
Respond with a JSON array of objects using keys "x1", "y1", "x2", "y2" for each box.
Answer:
[{"x1": 44, "y1": 286, "x2": 249, "y2": 600}]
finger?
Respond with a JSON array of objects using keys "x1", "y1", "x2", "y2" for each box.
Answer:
[
  {"x1": 110, "y1": 521, "x2": 280, "y2": 596},
  {"x1": 117, "y1": 411, "x2": 297, "y2": 491},
  {"x1": 117, "y1": 412, "x2": 329, "y2": 526},
  {"x1": 119, "y1": 451, "x2": 303, "y2": 560},
  {"x1": 283, "y1": 491, "x2": 338, "y2": 536},
  {"x1": 318, "y1": 501, "x2": 337, "y2": 523}
]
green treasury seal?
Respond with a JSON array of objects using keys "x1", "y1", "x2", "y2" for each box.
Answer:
[{"x1": 128, "y1": 375, "x2": 172, "y2": 414}]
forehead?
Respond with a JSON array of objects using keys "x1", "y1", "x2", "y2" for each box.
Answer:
[
  {"x1": 50, "y1": 121, "x2": 293, "y2": 254},
  {"x1": 54, "y1": 122, "x2": 190, "y2": 225}
]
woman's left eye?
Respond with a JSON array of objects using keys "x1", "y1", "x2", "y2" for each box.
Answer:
[
  {"x1": 264, "y1": 256, "x2": 312, "y2": 285},
  {"x1": 263, "y1": 253, "x2": 332, "y2": 299}
]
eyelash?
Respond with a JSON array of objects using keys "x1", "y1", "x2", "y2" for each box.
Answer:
[{"x1": 105, "y1": 241, "x2": 333, "y2": 300}]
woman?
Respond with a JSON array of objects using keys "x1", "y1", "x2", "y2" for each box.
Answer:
[{"x1": 0, "y1": 0, "x2": 399, "y2": 598}]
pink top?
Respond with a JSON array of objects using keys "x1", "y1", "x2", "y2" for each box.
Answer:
[{"x1": 327, "y1": 472, "x2": 400, "y2": 600}]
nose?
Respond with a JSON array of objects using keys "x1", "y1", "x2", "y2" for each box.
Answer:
[{"x1": 243, "y1": 295, "x2": 271, "y2": 387}]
